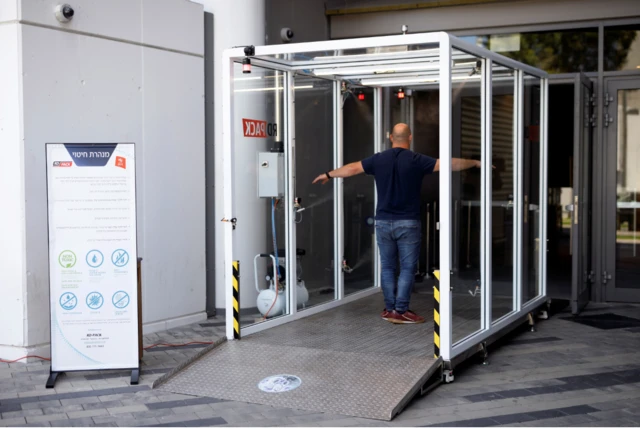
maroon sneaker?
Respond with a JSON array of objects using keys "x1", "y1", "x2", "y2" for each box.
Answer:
[
  {"x1": 385, "y1": 310, "x2": 403, "y2": 324},
  {"x1": 390, "y1": 310, "x2": 425, "y2": 324},
  {"x1": 381, "y1": 309, "x2": 392, "y2": 321}
]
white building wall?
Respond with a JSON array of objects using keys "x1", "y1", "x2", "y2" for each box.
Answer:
[
  {"x1": 0, "y1": 21, "x2": 28, "y2": 359},
  {"x1": 0, "y1": 0, "x2": 206, "y2": 361},
  {"x1": 140, "y1": 47, "x2": 206, "y2": 331},
  {"x1": 0, "y1": 0, "x2": 18, "y2": 22}
]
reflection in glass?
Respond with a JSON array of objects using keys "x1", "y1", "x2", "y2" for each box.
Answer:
[
  {"x1": 491, "y1": 64, "x2": 515, "y2": 322},
  {"x1": 451, "y1": 49, "x2": 483, "y2": 343},
  {"x1": 343, "y1": 88, "x2": 377, "y2": 294},
  {"x1": 461, "y1": 29, "x2": 598, "y2": 73},
  {"x1": 522, "y1": 75, "x2": 542, "y2": 303},
  {"x1": 233, "y1": 64, "x2": 289, "y2": 327},
  {"x1": 294, "y1": 76, "x2": 336, "y2": 309},
  {"x1": 615, "y1": 89, "x2": 640, "y2": 289},
  {"x1": 605, "y1": 25, "x2": 640, "y2": 72}
]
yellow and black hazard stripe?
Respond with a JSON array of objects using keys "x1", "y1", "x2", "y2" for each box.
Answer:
[
  {"x1": 232, "y1": 261, "x2": 240, "y2": 340},
  {"x1": 433, "y1": 270, "x2": 440, "y2": 358}
]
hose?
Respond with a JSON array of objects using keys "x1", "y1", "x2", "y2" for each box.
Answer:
[
  {"x1": 272, "y1": 198, "x2": 281, "y2": 280},
  {"x1": 264, "y1": 198, "x2": 281, "y2": 319}
]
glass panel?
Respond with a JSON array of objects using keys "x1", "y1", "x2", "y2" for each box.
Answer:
[
  {"x1": 343, "y1": 88, "x2": 377, "y2": 294},
  {"x1": 615, "y1": 88, "x2": 640, "y2": 289},
  {"x1": 522, "y1": 75, "x2": 542, "y2": 303},
  {"x1": 462, "y1": 29, "x2": 599, "y2": 73},
  {"x1": 232, "y1": 64, "x2": 289, "y2": 327},
  {"x1": 387, "y1": 84, "x2": 441, "y2": 301},
  {"x1": 294, "y1": 75, "x2": 336, "y2": 309},
  {"x1": 451, "y1": 49, "x2": 483, "y2": 344},
  {"x1": 491, "y1": 63, "x2": 516, "y2": 321},
  {"x1": 604, "y1": 25, "x2": 640, "y2": 72},
  {"x1": 578, "y1": 80, "x2": 593, "y2": 300}
]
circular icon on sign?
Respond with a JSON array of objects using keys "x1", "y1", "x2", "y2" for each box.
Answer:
[
  {"x1": 112, "y1": 291, "x2": 130, "y2": 309},
  {"x1": 86, "y1": 250, "x2": 104, "y2": 268},
  {"x1": 111, "y1": 249, "x2": 129, "y2": 267},
  {"x1": 258, "y1": 375, "x2": 302, "y2": 393},
  {"x1": 59, "y1": 292, "x2": 77, "y2": 310},
  {"x1": 58, "y1": 250, "x2": 77, "y2": 268},
  {"x1": 86, "y1": 292, "x2": 104, "y2": 310}
]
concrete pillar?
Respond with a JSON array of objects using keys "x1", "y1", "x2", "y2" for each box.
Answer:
[
  {"x1": 193, "y1": 0, "x2": 267, "y2": 313},
  {"x1": 0, "y1": 3, "x2": 28, "y2": 360}
]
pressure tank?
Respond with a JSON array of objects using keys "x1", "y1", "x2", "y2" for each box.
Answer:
[{"x1": 257, "y1": 281, "x2": 309, "y2": 317}]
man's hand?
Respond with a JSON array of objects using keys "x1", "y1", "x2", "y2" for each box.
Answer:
[
  {"x1": 312, "y1": 174, "x2": 330, "y2": 185},
  {"x1": 474, "y1": 160, "x2": 497, "y2": 169}
]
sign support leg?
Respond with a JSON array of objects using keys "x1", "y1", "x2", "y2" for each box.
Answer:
[
  {"x1": 131, "y1": 368, "x2": 140, "y2": 385},
  {"x1": 46, "y1": 371, "x2": 63, "y2": 389}
]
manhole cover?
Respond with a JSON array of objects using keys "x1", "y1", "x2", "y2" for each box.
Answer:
[{"x1": 258, "y1": 375, "x2": 302, "y2": 393}]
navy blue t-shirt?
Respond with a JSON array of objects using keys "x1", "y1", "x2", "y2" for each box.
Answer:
[{"x1": 361, "y1": 148, "x2": 437, "y2": 221}]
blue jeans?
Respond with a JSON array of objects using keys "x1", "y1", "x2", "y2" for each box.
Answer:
[{"x1": 375, "y1": 219, "x2": 421, "y2": 313}]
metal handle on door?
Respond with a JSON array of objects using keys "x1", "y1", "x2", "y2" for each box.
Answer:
[{"x1": 574, "y1": 195, "x2": 579, "y2": 225}]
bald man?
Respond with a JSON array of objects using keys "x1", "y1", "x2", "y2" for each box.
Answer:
[{"x1": 313, "y1": 123, "x2": 480, "y2": 324}]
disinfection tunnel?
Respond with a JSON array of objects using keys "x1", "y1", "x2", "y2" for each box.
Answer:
[{"x1": 158, "y1": 31, "x2": 550, "y2": 421}]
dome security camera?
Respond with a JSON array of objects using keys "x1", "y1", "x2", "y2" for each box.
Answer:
[
  {"x1": 281, "y1": 28, "x2": 294, "y2": 43},
  {"x1": 55, "y1": 4, "x2": 74, "y2": 22}
]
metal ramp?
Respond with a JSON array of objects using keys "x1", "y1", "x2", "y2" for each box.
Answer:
[{"x1": 156, "y1": 292, "x2": 443, "y2": 421}]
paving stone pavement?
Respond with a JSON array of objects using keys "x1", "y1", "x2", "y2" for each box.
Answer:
[{"x1": 1, "y1": 302, "x2": 639, "y2": 427}]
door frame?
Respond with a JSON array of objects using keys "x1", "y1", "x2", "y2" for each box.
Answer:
[
  {"x1": 571, "y1": 73, "x2": 594, "y2": 314},
  {"x1": 603, "y1": 77, "x2": 640, "y2": 303}
]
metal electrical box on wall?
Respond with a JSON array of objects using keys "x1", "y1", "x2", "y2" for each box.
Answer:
[{"x1": 258, "y1": 152, "x2": 284, "y2": 198}]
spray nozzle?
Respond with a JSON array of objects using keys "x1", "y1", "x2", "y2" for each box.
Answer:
[
  {"x1": 294, "y1": 197, "x2": 305, "y2": 213},
  {"x1": 342, "y1": 259, "x2": 354, "y2": 274},
  {"x1": 468, "y1": 60, "x2": 482, "y2": 77}
]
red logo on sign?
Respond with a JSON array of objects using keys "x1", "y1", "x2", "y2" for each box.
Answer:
[
  {"x1": 243, "y1": 118, "x2": 268, "y2": 138},
  {"x1": 53, "y1": 161, "x2": 72, "y2": 167},
  {"x1": 115, "y1": 156, "x2": 126, "y2": 169}
]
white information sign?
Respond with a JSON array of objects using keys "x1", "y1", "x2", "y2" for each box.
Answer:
[{"x1": 46, "y1": 143, "x2": 138, "y2": 372}]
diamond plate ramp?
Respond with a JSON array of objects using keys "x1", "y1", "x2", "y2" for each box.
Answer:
[
  {"x1": 158, "y1": 340, "x2": 440, "y2": 420},
  {"x1": 156, "y1": 292, "x2": 444, "y2": 420}
]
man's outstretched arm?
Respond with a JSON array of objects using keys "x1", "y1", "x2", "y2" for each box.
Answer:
[
  {"x1": 312, "y1": 161, "x2": 365, "y2": 185},
  {"x1": 433, "y1": 158, "x2": 481, "y2": 172}
]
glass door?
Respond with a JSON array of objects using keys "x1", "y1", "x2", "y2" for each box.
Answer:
[
  {"x1": 293, "y1": 75, "x2": 336, "y2": 310},
  {"x1": 604, "y1": 78, "x2": 640, "y2": 303},
  {"x1": 570, "y1": 73, "x2": 594, "y2": 314},
  {"x1": 232, "y1": 65, "x2": 291, "y2": 331}
]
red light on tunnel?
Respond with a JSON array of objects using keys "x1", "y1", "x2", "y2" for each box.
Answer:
[{"x1": 242, "y1": 57, "x2": 251, "y2": 74}]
